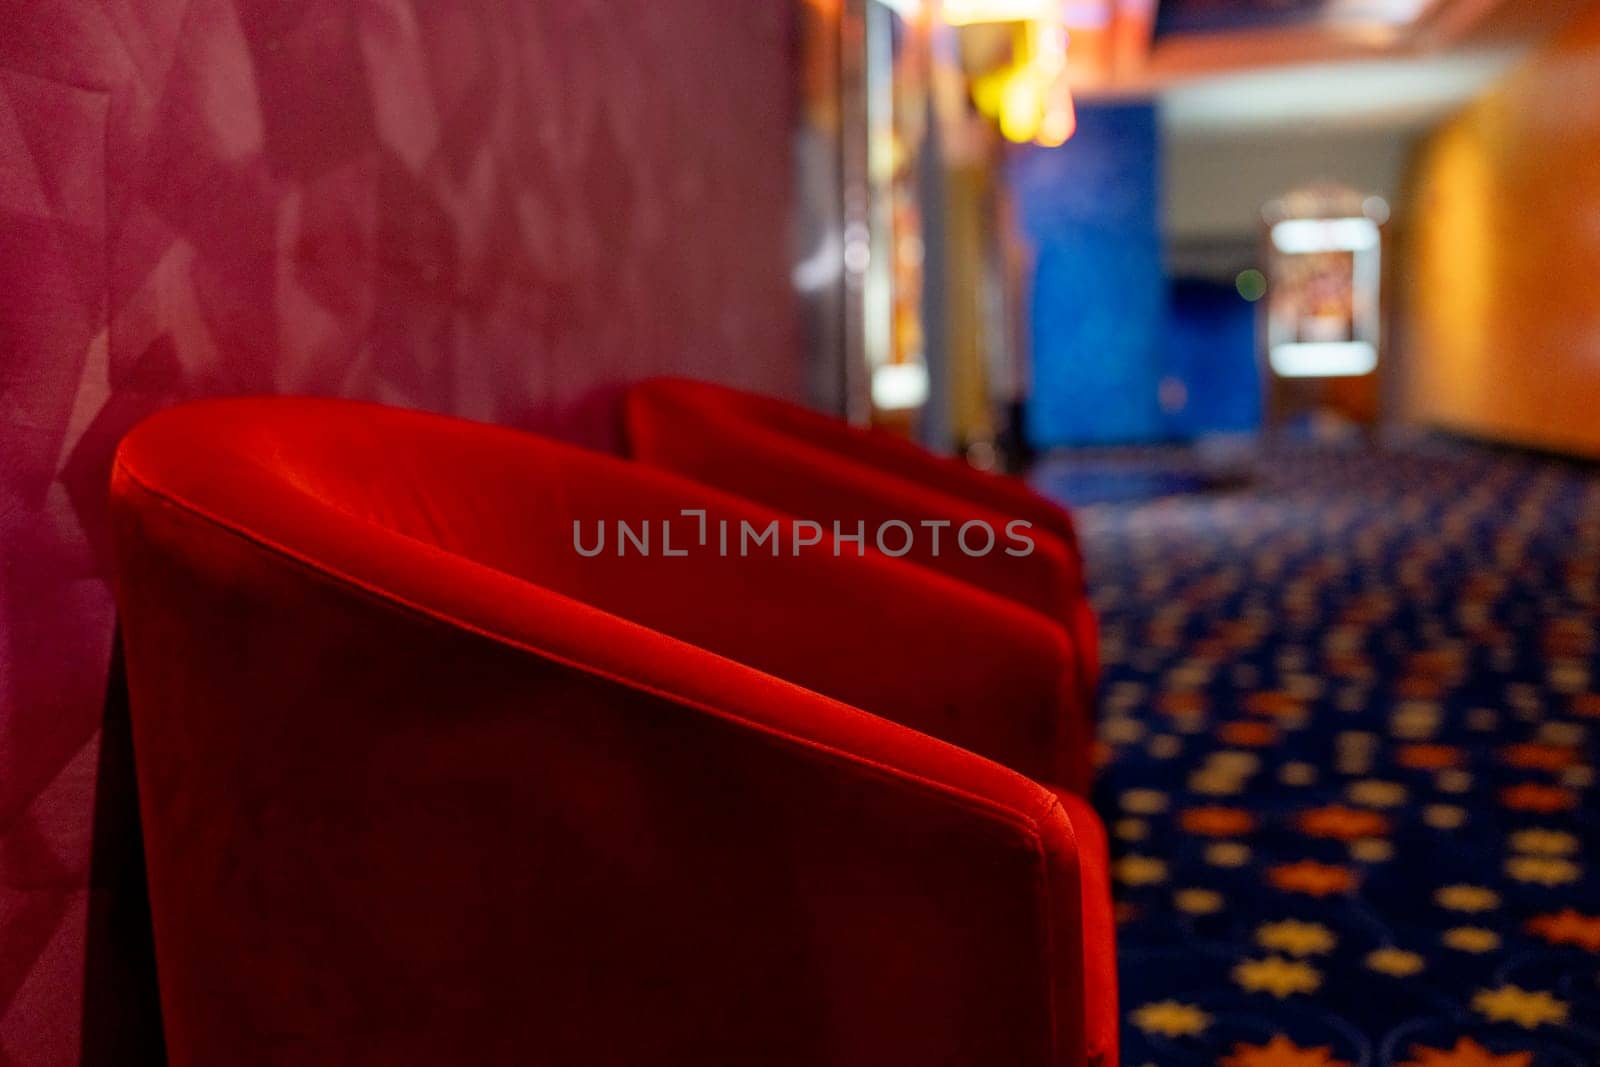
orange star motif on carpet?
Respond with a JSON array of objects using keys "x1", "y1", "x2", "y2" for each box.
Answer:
[
  {"x1": 1268, "y1": 859, "x2": 1358, "y2": 896},
  {"x1": 1396, "y1": 675, "x2": 1445, "y2": 699},
  {"x1": 1396, "y1": 743, "x2": 1464, "y2": 770},
  {"x1": 1180, "y1": 806, "x2": 1258, "y2": 836},
  {"x1": 1398, "y1": 1037, "x2": 1533, "y2": 1067},
  {"x1": 1159, "y1": 690, "x2": 1209, "y2": 716},
  {"x1": 1220, "y1": 1034, "x2": 1351, "y2": 1067},
  {"x1": 1244, "y1": 690, "x2": 1305, "y2": 718},
  {"x1": 1406, "y1": 648, "x2": 1461, "y2": 679},
  {"x1": 1572, "y1": 692, "x2": 1600, "y2": 719},
  {"x1": 1500, "y1": 742, "x2": 1580, "y2": 772},
  {"x1": 1296, "y1": 804, "x2": 1390, "y2": 840},
  {"x1": 1526, "y1": 908, "x2": 1600, "y2": 951},
  {"x1": 1499, "y1": 783, "x2": 1576, "y2": 813},
  {"x1": 1220, "y1": 720, "x2": 1280, "y2": 747}
]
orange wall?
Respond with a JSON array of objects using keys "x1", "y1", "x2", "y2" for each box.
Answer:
[{"x1": 1401, "y1": 5, "x2": 1600, "y2": 456}]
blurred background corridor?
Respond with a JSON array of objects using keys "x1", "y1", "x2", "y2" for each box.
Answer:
[{"x1": 796, "y1": 1, "x2": 1600, "y2": 1061}]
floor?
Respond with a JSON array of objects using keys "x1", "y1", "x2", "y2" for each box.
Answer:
[{"x1": 1067, "y1": 441, "x2": 1600, "y2": 1067}]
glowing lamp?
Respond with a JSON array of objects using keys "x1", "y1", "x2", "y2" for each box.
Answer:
[
  {"x1": 941, "y1": 0, "x2": 1058, "y2": 26},
  {"x1": 1036, "y1": 91, "x2": 1076, "y2": 146}
]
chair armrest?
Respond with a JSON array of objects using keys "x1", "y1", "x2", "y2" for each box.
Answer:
[{"x1": 111, "y1": 465, "x2": 1093, "y2": 1066}]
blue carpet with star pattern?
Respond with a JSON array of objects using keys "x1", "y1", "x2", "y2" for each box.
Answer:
[{"x1": 1062, "y1": 441, "x2": 1600, "y2": 1067}]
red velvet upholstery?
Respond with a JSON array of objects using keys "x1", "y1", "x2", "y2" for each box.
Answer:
[
  {"x1": 109, "y1": 397, "x2": 1116, "y2": 1066},
  {"x1": 624, "y1": 377, "x2": 1100, "y2": 788}
]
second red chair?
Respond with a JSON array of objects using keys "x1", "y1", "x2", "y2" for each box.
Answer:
[{"x1": 625, "y1": 377, "x2": 1101, "y2": 791}]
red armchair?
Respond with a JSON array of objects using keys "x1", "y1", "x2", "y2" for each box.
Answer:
[
  {"x1": 624, "y1": 377, "x2": 1100, "y2": 786},
  {"x1": 110, "y1": 398, "x2": 1116, "y2": 1066}
]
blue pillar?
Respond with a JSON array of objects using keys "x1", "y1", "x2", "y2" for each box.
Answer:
[{"x1": 1010, "y1": 102, "x2": 1166, "y2": 448}]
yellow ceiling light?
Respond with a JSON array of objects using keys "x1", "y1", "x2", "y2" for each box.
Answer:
[
  {"x1": 965, "y1": 15, "x2": 1076, "y2": 146},
  {"x1": 999, "y1": 71, "x2": 1044, "y2": 142}
]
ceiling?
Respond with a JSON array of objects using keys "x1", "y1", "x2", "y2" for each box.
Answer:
[
  {"x1": 1154, "y1": 0, "x2": 1436, "y2": 39},
  {"x1": 1070, "y1": 0, "x2": 1589, "y2": 133},
  {"x1": 1159, "y1": 47, "x2": 1522, "y2": 135}
]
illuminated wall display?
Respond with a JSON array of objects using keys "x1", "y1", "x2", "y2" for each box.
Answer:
[
  {"x1": 1261, "y1": 186, "x2": 1388, "y2": 429},
  {"x1": 1266, "y1": 213, "x2": 1381, "y2": 379}
]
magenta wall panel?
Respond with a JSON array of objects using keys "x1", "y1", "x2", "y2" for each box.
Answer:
[{"x1": 0, "y1": 2, "x2": 799, "y2": 1059}]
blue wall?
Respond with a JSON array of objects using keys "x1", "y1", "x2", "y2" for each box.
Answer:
[
  {"x1": 1165, "y1": 278, "x2": 1262, "y2": 436},
  {"x1": 1011, "y1": 102, "x2": 1167, "y2": 448},
  {"x1": 1011, "y1": 102, "x2": 1264, "y2": 447}
]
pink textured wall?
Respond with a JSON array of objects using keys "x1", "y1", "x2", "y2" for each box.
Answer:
[{"x1": 0, "y1": 2, "x2": 799, "y2": 1060}]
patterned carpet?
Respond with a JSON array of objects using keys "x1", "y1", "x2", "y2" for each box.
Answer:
[{"x1": 1072, "y1": 441, "x2": 1600, "y2": 1067}]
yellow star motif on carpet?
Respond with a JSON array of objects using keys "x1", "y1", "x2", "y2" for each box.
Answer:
[
  {"x1": 1120, "y1": 788, "x2": 1169, "y2": 814},
  {"x1": 1280, "y1": 761, "x2": 1318, "y2": 786},
  {"x1": 1337, "y1": 754, "x2": 1375, "y2": 776},
  {"x1": 1347, "y1": 779, "x2": 1408, "y2": 808},
  {"x1": 1442, "y1": 926, "x2": 1501, "y2": 953},
  {"x1": 1206, "y1": 842, "x2": 1252, "y2": 868},
  {"x1": 1209, "y1": 750, "x2": 1261, "y2": 775},
  {"x1": 1435, "y1": 884, "x2": 1500, "y2": 912},
  {"x1": 1472, "y1": 985, "x2": 1568, "y2": 1028},
  {"x1": 1115, "y1": 854, "x2": 1168, "y2": 886},
  {"x1": 1504, "y1": 855, "x2": 1581, "y2": 886},
  {"x1": 1391, "y1": 706, "x2": 1441, "y2": 740},
  {"x1": 1220, "y1": 1034, "x2": 1351, "y2": 1067},
  {"x1": 1350, "y1": 837, "x2": 1394, "y2": 862},
  {"x1": 1423, "y1": 804, "x2": 1466, "y2": 830},
  {"x1": 1538, "y1": 720, "x2": 1584, "y2": 746},
  {"x1": 1102, "y1": 717, "x2": 1146, "y2": 745},
  {"x1": 1148, "y1": 734, "x2": 1182, "y2": 759},
  {"x1": 1366, "y1": 947, "x2": 1425, "y2": 977},
  {"x1": 1397, "y1": 1037, "x2": 1533, "y2": 1067},
  {"x1": 1190, "y1": 769, "x2": 1246, "y2": 796},
  {"x1": 1174, "y1": 888, "x2": 1224, "y2": 915},
  {"x1": 1233, "y1": 955, "x2": 1322, "y2": 998},
  {"x1": 1129, "y1": 999, "x2": 1210, "y2": 1037},
  {"x1": 1255, "y1": 919, "x2": 1337, "y2": 957}
]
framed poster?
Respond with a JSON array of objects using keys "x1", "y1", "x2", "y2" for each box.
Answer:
[{"x1": 1266, "y1": 214, "x2": 1381, "y2": 379}]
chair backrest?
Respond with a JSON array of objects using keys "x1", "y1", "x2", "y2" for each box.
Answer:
[{"x1": 627, "y1": 377, "x2": 1082, "y2": 553}]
